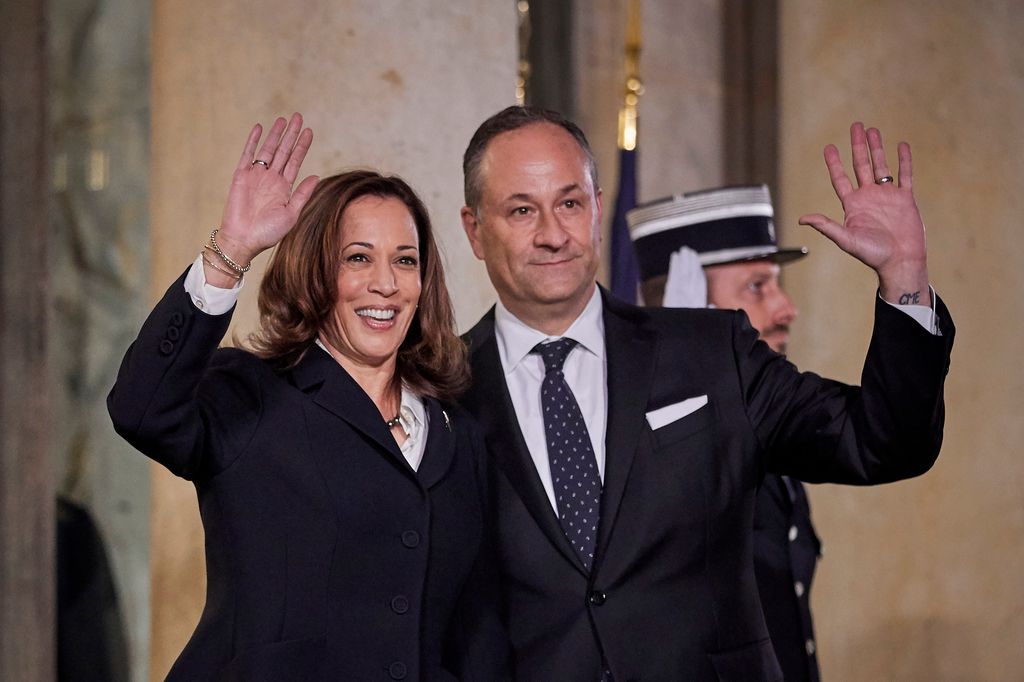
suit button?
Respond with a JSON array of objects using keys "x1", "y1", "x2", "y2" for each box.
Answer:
[
  {"x1": 588, "y1": 590, "x2": 607, "y2": 606},
  {"x1": 159, "y1": 339, "x2": 175, "y2": 356},
  {"x1": 391, "y1": 595, "x2": 409, "y2": 614},
  {"x1": 388, "y1": 661, "x2": 407, "y2": 679},
  {"x1": 166, "y1": 326, "x2": 180, "y2": 341},
  {"x1": 788, "y1": 525, "x2": 799, "y2": 541},
  {"x1": 401, "y1": 530, "x2": 420, "y2": 548},
  {"x1": 170, "y1": 312, "x2": 184, "y2": 326},
  {"x1": 805, "y1": 638, "x2": 816, "y2": 656},
  {"x1": 794, "y1": 581, "x2": 805, "y2": 598}
]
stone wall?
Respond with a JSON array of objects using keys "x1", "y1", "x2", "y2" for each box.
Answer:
[{"x1": 778, "y1": 2, "x2": 1024, "y2": 677}]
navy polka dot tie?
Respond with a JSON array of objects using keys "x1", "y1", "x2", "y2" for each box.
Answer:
[{"x1": 533, "y1": 338, "x2": 602, "y2": 571}]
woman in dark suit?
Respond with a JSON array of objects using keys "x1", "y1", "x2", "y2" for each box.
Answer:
[{"x1": 108, "y1": 114, "x2": 506, "y2": 681}]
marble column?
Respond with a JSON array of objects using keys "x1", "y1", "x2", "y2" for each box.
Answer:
[
  {"x1": 149, "y1": 1, "x2": 514, "y2": 677},
  {"x1": 574, "y1": 0, "x2": 730, "y2": 283},
  {"x1": 0, "y1": 0, "x2": 54, "y2": 679}
]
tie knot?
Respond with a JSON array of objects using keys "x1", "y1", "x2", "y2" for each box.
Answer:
[{"x1": 532, "y1": 338, "x2": 578, "y2": 375}]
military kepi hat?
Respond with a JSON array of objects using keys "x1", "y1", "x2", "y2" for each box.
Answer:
[{"x1": 626, "y1": 184, "x2": 807, "y2": 280}]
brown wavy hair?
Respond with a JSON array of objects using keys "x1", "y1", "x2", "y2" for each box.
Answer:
[{"x1": 248, "y1": 170, "x2": 469, "y2": 402}]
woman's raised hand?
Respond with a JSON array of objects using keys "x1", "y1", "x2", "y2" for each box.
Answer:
[{"x1": 214, "y1": 113, "x2": 319, "y2": 267}]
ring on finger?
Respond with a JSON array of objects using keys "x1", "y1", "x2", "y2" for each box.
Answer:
[
  {"x1": 875, "y1": 175, "x2": 894, "y2": 185},
  {"x1": 252, "y1": 159, "x2": 270, "y2": 168}
]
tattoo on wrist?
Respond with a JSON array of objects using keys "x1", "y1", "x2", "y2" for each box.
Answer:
[{"x1": 898, "y1": 291, "x2": 921, "y2": 305}]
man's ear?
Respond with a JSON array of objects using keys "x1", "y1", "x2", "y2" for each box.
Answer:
[
  {"x1": 594, "y1": 187, "x2": 604, "y2": 224},
  {"x1": 460, "y1": 206, "x2": 486, "y2": 261}
]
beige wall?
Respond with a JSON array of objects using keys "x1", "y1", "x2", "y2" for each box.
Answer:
[
  {"x1": 149, "y1": 1, "x2": 513, "y2": 677},
  {"x1": 779, "y1": 2, "x2": 1024, "y2": 678}
]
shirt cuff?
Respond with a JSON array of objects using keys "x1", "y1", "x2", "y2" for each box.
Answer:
[
  {"x1": 183, "y1": 255, "x2": 243, "y2": 315},
  {"x1": 879, "y1": 285, "x2": 940, "y2": 335}
]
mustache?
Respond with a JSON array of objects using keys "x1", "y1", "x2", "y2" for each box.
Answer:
[
  {"x1": 530, "y1": 251, "x2": 583, "y2": 265},
  {"x1": 761, "y1": 324, "x2": 790, "y2": 338}
]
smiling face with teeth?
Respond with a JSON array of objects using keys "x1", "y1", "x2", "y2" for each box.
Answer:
[{"x1": 328, "y1": 194, "x2": 421, "y2": 374}]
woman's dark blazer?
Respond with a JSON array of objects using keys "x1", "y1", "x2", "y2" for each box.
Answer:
[{"x1": 108, "y1": 272, "x2": 507, "y2": 681}]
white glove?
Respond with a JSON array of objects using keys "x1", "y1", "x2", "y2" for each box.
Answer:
[{"x1": 663, "y1": 246, "x2": 708, "y2": 309}]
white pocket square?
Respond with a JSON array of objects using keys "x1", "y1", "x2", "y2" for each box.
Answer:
[{"x1": 646, "y1": 395, "x2": 709, "y2": 430}]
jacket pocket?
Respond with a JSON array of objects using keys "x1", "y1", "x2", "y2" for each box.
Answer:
[
  {"x1": 708, "y1": 637, "x2": 783, "y2": 681},
  {"x1": 651, "y1": 401, "x2": 715, "y2": 449},
  {"x1": 224, "y1": 635, "x2": 326, "y2": 681}
]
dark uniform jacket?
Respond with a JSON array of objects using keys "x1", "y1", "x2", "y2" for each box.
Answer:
[
  {"x1": 108, "y1": 272, "x2": 506, "y2": 681},
  {"x1": 462, "y1": 287, "x2": 953, "y2": 682},
  {"x1": 754, "y1": 475, "x2": 822, "y2": 682}
]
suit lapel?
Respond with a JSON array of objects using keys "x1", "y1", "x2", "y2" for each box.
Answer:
[
  {"x1": 416, "y1": 397, "x2": 455, "y2": 489},
  {"x1": 597, "y1": 289, "x2": 658, "y2": 564},
  {"x1": 290, "y1": 346, "x2": 415, "y2": 478},
  {"x1": 466, "y1": 313, "x2": 588, "y2": 575}
]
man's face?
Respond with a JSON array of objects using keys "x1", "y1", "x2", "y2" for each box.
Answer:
[
  {"x1": 705, "y1": 259, "x2": 797, "y2": 354},
  {"x1": 461, "y1": 122, "x2": 602, "y2": 332}
]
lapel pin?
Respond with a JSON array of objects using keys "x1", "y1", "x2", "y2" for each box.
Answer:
[{"x1": 442, "y1": 409, "x2": 451, "y2": 432}]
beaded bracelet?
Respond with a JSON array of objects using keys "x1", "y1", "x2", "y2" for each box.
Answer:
[
  {"x1": 207, "y1": 229, "x2": 251, "y2": 274},
  {"x1": 201, "y1": 247, "x2": 242, "y2": 280}
]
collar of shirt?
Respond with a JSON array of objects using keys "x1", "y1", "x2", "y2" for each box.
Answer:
[
  {"x1": 395, "y1": 386, "x2": 426, "y2": 446},
  {"x1": 493, "y1": 285, "x2": 606, "y2": 372}
]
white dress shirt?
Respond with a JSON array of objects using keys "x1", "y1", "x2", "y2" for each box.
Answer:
[
  {"x1": 494, "y1": 286, "x2": 608, "y2": 512},
  {"x1": 184, "y1": 255, "x2": 245, "y2": 315},
  {"x1": 391, "y1": 387, "x2": 429, "y2": 472}
]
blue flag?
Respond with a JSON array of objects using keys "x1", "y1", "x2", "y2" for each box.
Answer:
[{"x1": 610, "y1": 147, "x2": 640, "y2": 303}]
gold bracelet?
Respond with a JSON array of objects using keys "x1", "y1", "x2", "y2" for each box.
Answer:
[
  {"x1": 201, "y1": 248, "x2": 242, "y2": 280},
  {"x1": 207, "y1": 228, "x2": 251, "y2": 273}
]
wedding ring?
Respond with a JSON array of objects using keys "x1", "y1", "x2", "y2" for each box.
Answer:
[
  {"x1": 875, "y1": 175, "x2": 894, "y2": 185},
  {"x1": 252, "y1": 159, "x2": 270, "y2": 168}
]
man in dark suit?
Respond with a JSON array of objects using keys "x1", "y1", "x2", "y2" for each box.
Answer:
[
  {"x1": 458, "y1": 106, "x2": 952, "y2": 681},
  {"x1": 627, "y1": 184, "x2": 825, "y2": 681}
]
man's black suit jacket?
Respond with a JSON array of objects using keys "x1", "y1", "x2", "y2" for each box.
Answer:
[
  {"x1": 462, "y1": 287, "x2": 953, "y2": 682},
  {"x1": 108, "y1": 273, "x2": 506, "y2": 681}
]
